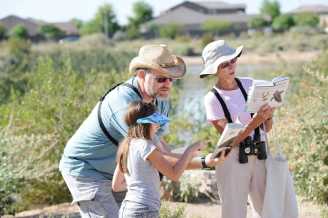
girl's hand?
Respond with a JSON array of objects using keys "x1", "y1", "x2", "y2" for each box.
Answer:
[
  {"x1": 206, "y1": 147, "x2": 230, "y2": 167},
  {"x1": 188, "y1": 141, "x2": 207, "y2": 156}
]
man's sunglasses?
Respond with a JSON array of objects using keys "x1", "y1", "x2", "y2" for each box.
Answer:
[
  {"x1": 220, "y1": 58, "x2": 237, "y2": 68},
  {"x1": 155, "y1": 77, "x2": 174, "y2": 83}
]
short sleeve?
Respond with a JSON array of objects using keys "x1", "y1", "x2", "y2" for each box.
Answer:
[
  {"x1": 139, "y1": 140, "x2": 157, "y2": 161},
  {"x1": 204, "y1": 92, "x2": 225, "y2": 121}
]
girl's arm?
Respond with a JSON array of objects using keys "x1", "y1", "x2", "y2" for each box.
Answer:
[
  {"x1": 147, "y1": 144, "x2": 202, "y2": 182},
  {"x1": 112, "y1": 165, "x2": 127, "y2": 192}
]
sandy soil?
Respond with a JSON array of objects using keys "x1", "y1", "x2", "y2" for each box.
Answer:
[{"x1": 9, "y1": 198, "x2": 322, "y2": 218}]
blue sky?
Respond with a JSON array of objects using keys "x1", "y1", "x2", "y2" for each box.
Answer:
[{"x1": 1, "y1": 0, "x2": 328, "y2": 24}]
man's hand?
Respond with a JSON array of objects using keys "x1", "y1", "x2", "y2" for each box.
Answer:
[{"x1": 206, "y1": 147, "x2": 230, "y2": 167}]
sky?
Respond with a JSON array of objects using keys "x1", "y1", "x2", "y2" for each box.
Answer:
[{"x1": 1, "y1": 0, "x2": 328, "y2": 24}]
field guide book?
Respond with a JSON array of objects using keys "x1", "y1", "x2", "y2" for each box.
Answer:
[
  {"x1": 211, "y1": 123, "x2": 244, "y2": 158},
  {"x1": 246, "y1": 76, "x2": 289, "y2": 113}
]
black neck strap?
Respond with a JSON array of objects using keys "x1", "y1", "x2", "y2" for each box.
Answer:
[
  {"x1": 98, "y1": 82, "x2": 142, "y2": 146},
  {"x1": 211, "y1": 78, "x2": 261, "y2": 141}
]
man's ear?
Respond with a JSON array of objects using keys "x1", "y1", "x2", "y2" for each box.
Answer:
[{"x1": 136, "y1": 69, "x2": 146, "y2": 79}]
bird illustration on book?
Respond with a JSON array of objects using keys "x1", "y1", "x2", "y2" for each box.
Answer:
[
  {"x1": 272, "y1": 90, "x2": 284, "y2": 103},
  {"x1": 262, "y1": 91, "x2": 270, "y2": 101}
]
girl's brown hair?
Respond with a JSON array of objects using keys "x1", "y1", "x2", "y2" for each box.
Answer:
[{"x1": 116, "y1": 101, "x2": 156, "y2": 174}]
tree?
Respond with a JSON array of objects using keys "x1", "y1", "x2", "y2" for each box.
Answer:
[
  {"x1": 39, "y1": 25, "x2": 65, "y2": 40},
  {"x1": 202, "y1": 20, "x2": 232, "y2": 36},
  {"x1": 71, "y1": 18, "x2": 84, "y2": 30},
  {"x1": 260, "y1": 0, "x2": 281, "y2": 22},
  {"x1": 126, "y1": 1, "x2": 153, "y2": 39},
  {"x1": 10, "y1": 25, "x2": 29, "y2": 39},
  {"x1": 249, "y1": 16, "x2": 270, "y2": 29},
  {"x1": 81, "y1": 3, "x2": 119, "y2": 37},
  {"x1": 128, "y1": 1, "x2": 153, "y2": 27},
  {"x1": 293, "y1": 12, "x2": 319, "y2": 27},
  {"x1": 272, "y1": 15, "x2": 295, "y2": 32},
  {"x1": 0, "y1": 24, "x2": 7, "y2": 40}
]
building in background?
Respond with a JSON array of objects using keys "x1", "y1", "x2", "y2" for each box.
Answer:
[
  {"x1": 290, "y1": 4, "x2": 328, "y2": 28},
  {"x1": 142, "y1": 1, "x2": 253, "y2": 37},
  {"x1": 0, "y1": 15, "x2": 79, "y2": 41}
]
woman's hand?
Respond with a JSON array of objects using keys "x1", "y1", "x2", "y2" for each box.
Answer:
[
  {"x1": 257, "y1": 104, "x2": 274, "y2": 122},
  {"x1": 205, "y1": 147, "x2": 230, "y2": 167}
]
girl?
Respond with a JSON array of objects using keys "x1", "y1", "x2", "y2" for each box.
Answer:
[{"x1": 112, "y1": 101, "x2": 229, "y2": 218}]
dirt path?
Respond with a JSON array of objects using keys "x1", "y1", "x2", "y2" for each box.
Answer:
[{"x1": 10, "y1": 198, "x2": 322, "y2": 218}]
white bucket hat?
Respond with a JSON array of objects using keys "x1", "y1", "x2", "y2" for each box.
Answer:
[
  {"x1": 200, "y1": 40, "x2": 243, "y2": 78},
  {"x1": 129, "y1": 44, "x2": 186, "y2": 79}
]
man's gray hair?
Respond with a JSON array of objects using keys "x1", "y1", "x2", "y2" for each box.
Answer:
[{"x1": 135, "y1": 68, "x2": 151, "y2": 74}]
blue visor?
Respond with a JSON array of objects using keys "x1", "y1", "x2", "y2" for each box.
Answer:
[{"x1": 136, "y1": 112, "x2": 169, "y2": 126}]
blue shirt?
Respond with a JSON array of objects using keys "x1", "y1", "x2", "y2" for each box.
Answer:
[{"x1": 59, "y1": 77, "x2": 170, "y2": 180}]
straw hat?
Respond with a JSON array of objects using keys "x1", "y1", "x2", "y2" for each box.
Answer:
[
  {"x1": 200, "y1": 40, "x2": 243, "y2": 78},
  {"x1": 129, "y1": 44, "x2": 186, "y2": 79}
]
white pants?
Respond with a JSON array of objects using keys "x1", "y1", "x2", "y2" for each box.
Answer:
[
  {"x1": 215, "y1": 148, "x2": 266, "y2": 218},
  {"x1": 61, "y1": 172, "x2": 125, "y2": 218}
]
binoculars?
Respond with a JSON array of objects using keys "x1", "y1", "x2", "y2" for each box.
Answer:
[{"x1": 239, "y1": 136, "x2": 267, "y2": 164}]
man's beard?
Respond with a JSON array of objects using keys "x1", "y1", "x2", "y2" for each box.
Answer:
[{"x1": 145, "y1": 82, "x2": 169, "y2": 101}]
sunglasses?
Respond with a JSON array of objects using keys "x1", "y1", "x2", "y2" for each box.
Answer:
[
  {"x1": 154, "y1": 77, "x2": 174, "y2": 83},
  {"x1": 220, "y1": 58, "x2": 237, "y2": 68}
]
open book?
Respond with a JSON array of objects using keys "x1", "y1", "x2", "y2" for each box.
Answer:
[
  {"x1": 211, "y1": 123, "x2": 244, "y2": 158},
  {"x1": 246, "y1": 76, "x2": 289, "y2": 113}
]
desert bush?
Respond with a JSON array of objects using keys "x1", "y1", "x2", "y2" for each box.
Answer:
[
  {"x1": 293, "y1": 12, "x2": 320, "y2": 27},
  {"x1": 0, "y1": 55, "x2": 127, "y2": 213},
  {"x1": 201, "y1": 33, "x2": 214, "y2": 48},
  {"x1": 160, "y1": 203, "x2": 185, "y2": 218},
  {"x1": 272, "y1": 14, "x2": 295, "y2": 32},
  {"x1": 159, "y1": 23, "x2": 181, "y2": 39},
  {"x1": 202, "y1": 20, "x2": 233, "y2": 36}
]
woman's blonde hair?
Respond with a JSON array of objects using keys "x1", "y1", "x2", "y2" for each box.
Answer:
[{"x1": 116, "y1": 101, "x2": 156, "y2": 174}]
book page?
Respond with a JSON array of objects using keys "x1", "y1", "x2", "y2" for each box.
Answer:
[
  {"x1": 211, "y1": 123, "x2": 244, "y2": 158},
  {"x1": 246, "y1": 76, "x2": 289, "y2": 112},
  {"x1": 217, "y1": 123, "x2": 244, "y2": 146}
]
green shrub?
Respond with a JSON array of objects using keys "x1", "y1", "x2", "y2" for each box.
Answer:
[
  {"x1": 202, "y1": 20, "x2": 232, "y2": 36},
  {"x1": 39, "y1": 24, "x2": 65, "y2": 40},
  {"x1": 160, "y1": 203, "x2": 185, "y2": 218},
  {"x1": 0, "y1": 54, "x2": 127, "y2": 213},
  {"x1": 159, "y1": 23, "x2": 181, "y2": 39},
  {"x1": 293, "y1": 12, "x2": 320, "y2": 27},
  {"x1": 201, "y1": 33, "x2": 214, "y2": 48},
  {"x1": 0, "y1": 24, "x2": 7, "y2": 40},
  {"x1": 272, "y1": 15, "x2": 295, "y2": 32},
  {"x1": 10, "y1": 25, "x2": 29, "y2": 40},
  {"x1": 249, "y1": 16, "x2": 270, "y2": 29}
]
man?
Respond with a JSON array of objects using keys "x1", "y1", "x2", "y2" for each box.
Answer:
[{"x1": 59, "y1": 44, "x2": 187, "y2": 218}]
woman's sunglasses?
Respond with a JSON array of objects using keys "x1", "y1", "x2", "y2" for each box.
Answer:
[
  {"x1": 154, "y1": 77, "x2": 174, "y2": 83},
  {"x1": 220, "y1": 58, "x2": 237, "y2": 68}
]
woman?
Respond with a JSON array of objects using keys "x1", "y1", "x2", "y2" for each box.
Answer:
[
  {"x1": 112, "y1": 101, "x2": 229, "y2": 218},
  {"x1": 201, "y1": 40, "x2": 274, "y2": 218}
]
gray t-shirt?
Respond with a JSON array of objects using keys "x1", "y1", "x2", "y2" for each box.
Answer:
[{"x1": 124, "y1": 138, "x2": 160, "y2": 210}]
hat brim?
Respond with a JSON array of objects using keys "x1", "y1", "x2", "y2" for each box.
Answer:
[
  {"x1": 200, "y1": 45, "x2": 243, "y2": 79},
  {"x1": 136, "y1": 112, "x2": 169, "y2": 126},
  {"x1": 129, "y1": 56, "x2": 186, "y2": 79}
]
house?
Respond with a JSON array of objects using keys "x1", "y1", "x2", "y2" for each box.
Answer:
[
  {"x1": 142, "y1": 1, "x2": 253, "y2": 37},
  {"x1": 0, "y1": 15, "x2": 79, "y2": 41},
  {"x1": 290, "y1": 4, "x2": 328, "y2": 28}
]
